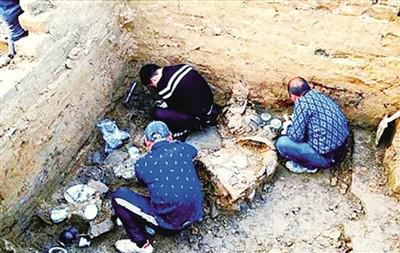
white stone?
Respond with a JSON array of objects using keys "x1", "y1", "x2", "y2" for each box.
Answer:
[
  {"x1": 84, "y1": 204, "x2": 98, "y2": 220},
  {"x1": 64, "y1": 184, "x2": 96, "y2": 204},
  {"x1": 50, "y1": 207, "x2": 69, "y2": 223},
  {"x1": 87, "y1": 180, "x2": 109, "y2": 194},
  {"x1": 260, "y1": 112, "x2": 272, "y2": 122},
  {"x1": 270, "y1": 118, "x2": 282, "y2": 129}
]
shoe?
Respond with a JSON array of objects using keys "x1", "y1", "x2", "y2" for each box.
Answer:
[
  {"x1": 115, "y1": 239, "x2": 153, "y2": 253},
  {"x1": 285, "y1": 161, "x2": 318, "y2": 174},
  {"x1": 12, "y1": 29, "x2": 29, "y2": 42}
]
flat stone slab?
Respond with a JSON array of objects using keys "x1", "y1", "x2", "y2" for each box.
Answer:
[
  {"x1": 199, "y1": 136, "x2": 277, "y2": 209},
  {"x1": 89, "y1": 219, "x2": 114, "y2": 238},
  {"x1": 186, "y1": 127, "x2": 222, "y2": 150}
]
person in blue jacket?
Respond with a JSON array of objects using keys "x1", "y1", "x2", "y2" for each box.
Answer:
[
  {"x1": 0, "y1": 0, "x2": 28, "y2": 66},
  {"x1": 276, "y1": 77, "x2": 349, "y2": 173},
  {"x1": 139, "y1": 64, "x2": 219, "y2": 137},
  {"x1": 112, "y1": 121, "x2": 204, "y2": 253}
]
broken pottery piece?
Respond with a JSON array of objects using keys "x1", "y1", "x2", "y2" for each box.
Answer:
[
  {"x1": 113, "y1": 160, "x2": 136, "y2": 180},
  {"x1": 89, "y1": 219, "x2": 115, "y2": 238},
  {"x1": 244, "y1": 114, "x2": 262, "y2": 131},
  {"x1": 270, "y1": 118, "x2": 282, "y2": 130},
  {"x1": 84, "y1": 204, "x2": 98, "y2": 220},
  {"x1": 50, "y1": 207, "x2": 69, "y2": 223},
  {"x1": 199, "y1": 136, "x2": 277, "y2": 209},
  {"x1": 104, "y1": 150, "x2": 129, "y2": 167},
  {"x1": 77, "y1": 166, "x2": 104, "y2": 183},
  {"x1": 89, "y1": 151, "x2": 104, "y2": 165},
  {"x1": 78, "y1": 236, "x2": 91, "y2": 247},
  {"x1": 87, "y1": 180, "x2": 109, "y2": 194},
  {"x1": 64, "y1": 184, "x2": 96, "y2": 204},
  {"x1": 186, "y1": 127, "x2": 222, "y2": 150},
  {"x1": 96, "y1": 119, "x2": 130, "y2": 153},
  {"x1": 48, "y1": 247, "x2": 67, "y2": 253},
  {"x1": 104, "y1": 150, "x2": 137, "y2": 180},
  {"x1": 260, "y1": 112, "x2": 272, "y2": 123}
]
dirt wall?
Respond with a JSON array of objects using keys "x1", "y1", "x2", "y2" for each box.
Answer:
[
  {"x1": 0, "y1": 1, "x2": 136, "y2": 234},
  {"x1": 127, "y1": 0, "x2": 400, "y2": 125},
  {"x1": 384, "y1": 119, "x2": 400, "y2": 195}
]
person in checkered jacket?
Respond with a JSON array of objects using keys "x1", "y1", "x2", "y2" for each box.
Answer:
[{"x1": 276, "y1": 77, "x2": 349, "y2": 173}]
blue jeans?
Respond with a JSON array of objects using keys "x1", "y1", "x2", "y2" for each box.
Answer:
[
  {"x1": 275, "y1": 136, "x2": 333, "y2": 169},
  {"x1": 0, "y1": 0, "x2": 26, "y2": 41}
]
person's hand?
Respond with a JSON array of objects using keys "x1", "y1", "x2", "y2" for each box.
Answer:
[
  {"x1": 197, "y1": 150, "x2": 207, "y2": 159},
  {"x1": 155, "y1": 100, "x2": 168, "y2": 108},
  {"x1": 281, "y1": 114, "x2": 292, "y2": 135}
]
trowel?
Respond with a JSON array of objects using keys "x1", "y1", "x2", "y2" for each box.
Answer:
[
  {"x1": 375, "y1": 111, "x2": 400, "y2": 146},
  {"x1": 123, "y1": 80, "x2": 137, "y2": 108}
]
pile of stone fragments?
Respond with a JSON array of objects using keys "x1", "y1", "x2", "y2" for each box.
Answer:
[{"x1": 37, "y1": 83, "x2": 284, "y2": 250}]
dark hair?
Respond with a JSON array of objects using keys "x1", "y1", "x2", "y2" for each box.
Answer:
[
  {"x1": 139, "y1": 64, "x2": 160, "y2": 85},
  {"x1": 288, "y1": 77, "x2": 310, "y2": 96}
]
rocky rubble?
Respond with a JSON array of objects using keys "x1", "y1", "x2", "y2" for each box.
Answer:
[
  {"x1": 188, "y1": 82, "x2": 281, "y2": 210},
  {"x1": 199, "y1": 136, "x2": 277, "y2": 209},
  {"x1": 11, "y1": 80, "x2": 284, "y2": 251}
]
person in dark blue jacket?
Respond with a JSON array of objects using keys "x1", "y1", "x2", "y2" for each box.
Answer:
[
  {"x1": 0, "y1": 0, "x2": 28, "y2": 64},
  {"x1": 112, "y1": 121, "x2": 204, "y2": 253},
  {"x1": 139, "y1": 64, "x2": 219, "y2": 136},
  {"x1": 276, "y1": 77, "x2": 349, "y2": 173}
]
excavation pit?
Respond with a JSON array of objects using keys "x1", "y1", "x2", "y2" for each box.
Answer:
[{"x1": 1, "y1": 1, "x2": 399, "y2": 252}]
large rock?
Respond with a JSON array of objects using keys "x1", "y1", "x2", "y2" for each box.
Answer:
[
  {"x1": 199, "y1": 136, "x2": 277, "y2": 209},
  {"x1": 383, "y1": 119, "x2": 400, "y2": 196},
  {"x1": 185, "y1": 127, "x2": 222, "y2": 151}
]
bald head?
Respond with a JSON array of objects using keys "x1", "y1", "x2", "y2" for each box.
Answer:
[{"x1": 288, "y1": 77, "x2": 310, "y2": 96}]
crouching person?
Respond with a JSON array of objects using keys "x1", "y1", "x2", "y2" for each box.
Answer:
[
  {"x1": 112, "y1": 121, "x2": 204, "y2": 253},
  {"x1": 139, "y1": 63, "x2": 219, "y2": 137},
  {"x1": 276, "y1": 77, "x2": 349, "y2": 173}
]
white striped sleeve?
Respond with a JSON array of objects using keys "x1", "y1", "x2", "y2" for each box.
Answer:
[
  {"x1": 162, "y1": 66, "x2": 192, "y2": 99},
  {"x1": 159, "y1": 65, "x2": 191, "y2": 96}
]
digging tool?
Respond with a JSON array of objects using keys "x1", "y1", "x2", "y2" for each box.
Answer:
[{"x1": 123, "y1": 80, "x2": 137, "y2": 108}]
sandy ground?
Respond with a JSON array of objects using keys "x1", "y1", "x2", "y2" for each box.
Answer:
[
  {"x1": 2, "y1": 84, "x2": 398, "y2": 253},
  {"x1": 1, "y1": 81, "x2": 398, "y2": 252},
  {"x1": 86, "y1": 130, "x2": 398, "y2": 253},
  {"x1": 11, "y1": 128, "x2": 396, "y2": 253}
]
